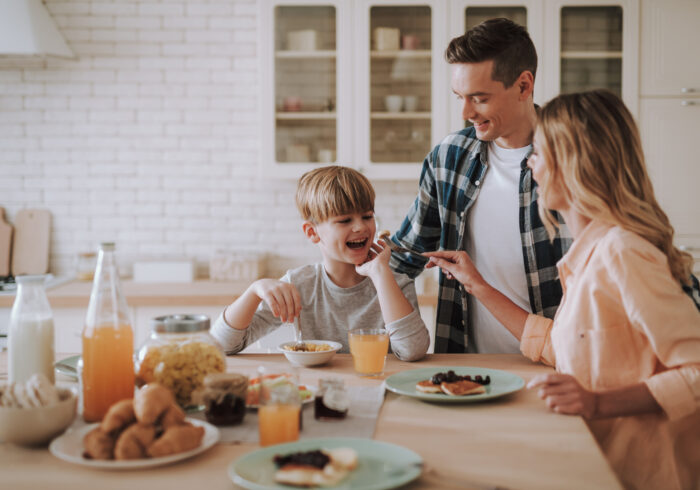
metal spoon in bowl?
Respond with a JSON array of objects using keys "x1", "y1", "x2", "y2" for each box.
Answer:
[{"x1": 292, "y1": 317, "x2": 307, "y2": 351}]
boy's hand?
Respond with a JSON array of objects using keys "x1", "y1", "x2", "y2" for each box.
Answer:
[
  {"x1": 356, "y1": 240, "x2": 390, "y2": 278},
  {"x1": 251, "y1": 279, "x2": 301, "y2": 323},
  {"x1": 423, "y1": 250, "x2": 486, "y2": 294}
]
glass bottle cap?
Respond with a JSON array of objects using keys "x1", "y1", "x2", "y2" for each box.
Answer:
[{"x1": 152, "y1": 314, "x2": 211, "y2": 333}]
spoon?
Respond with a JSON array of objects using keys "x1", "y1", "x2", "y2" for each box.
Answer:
[{"x1": 292, "y1": 317, "x2": 307, "y2": 351}]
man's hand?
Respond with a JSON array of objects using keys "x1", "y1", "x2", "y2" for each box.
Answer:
[
  {"x1": 422, "y1": 250, "x2": 486, "y2": 294},
  {"x1": 527, "y1": 373, "x2": 597, "y2": 419},
  {"x1": 356, "y1": 240, "x2": 391, "y2": 279},
  {"x1": 251, "y1": 279, "x2": 301, "y2": 323}
]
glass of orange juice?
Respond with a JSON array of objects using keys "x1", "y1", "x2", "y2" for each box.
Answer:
[
  {"x1": 257, "y1": 368, "x2": 301, "y2": 447},
  {"x1": 348, "y1": 328, "x2": 390, "y2": 376}
]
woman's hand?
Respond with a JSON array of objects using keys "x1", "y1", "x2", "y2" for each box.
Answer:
[
  {"x1": 251, "y1": 279, "x2": 301, "y2": 323},
  {"x1": 356, "y1": 240, "x2": 391, "y2": 279},
  {"x1": 527, "y1": 373, "x2": 598, "y2": 419},
  {"x1": 422, "y1": 250, "x2": 486, "y2": 294}
]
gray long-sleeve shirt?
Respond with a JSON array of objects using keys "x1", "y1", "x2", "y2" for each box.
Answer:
[{"x1": 211, "y1": 263, "x2": 430, "y2": 361}]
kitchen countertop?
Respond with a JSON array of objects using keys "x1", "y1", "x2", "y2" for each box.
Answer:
[
  {"x1": 0, "y1": 279, "x2": 438, "y2": 309},
  {"x1": 0, "y1": 352, "x2": 621, "y2": 489}
]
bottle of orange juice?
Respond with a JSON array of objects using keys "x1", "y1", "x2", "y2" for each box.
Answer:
[{"x1": 81, "y1": 242, "x2": 134, "y2": 422}]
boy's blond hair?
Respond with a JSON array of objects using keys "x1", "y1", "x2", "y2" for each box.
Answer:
[{"x1": 296, "y1": 166, "x2": 375, "y2": 223}]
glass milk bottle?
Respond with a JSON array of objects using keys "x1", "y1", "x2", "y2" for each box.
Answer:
[
  {"x1": 8, "y1": 275, "x2": 55, "y2": 384},
  {"x1": 81, "y1": 242, "x2": 134, "y2": 422}
]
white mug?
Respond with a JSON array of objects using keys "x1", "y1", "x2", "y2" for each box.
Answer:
[
  {"x1": 403, "y1": 95, "x2": 418, "y2": 112},
  {"x1": 317, "y1": 149, "x2": 336, "y2": 163},
  {"x1": 384, "y1": 95, "x2": 403, "y2": 113}
]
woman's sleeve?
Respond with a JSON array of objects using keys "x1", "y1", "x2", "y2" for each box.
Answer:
[
  {"x1": 520, "y1": 314, "x2": 556, "y2": 367},
  {"x1": 606, "y1": 241, "x2": 700, "y2": 421}
]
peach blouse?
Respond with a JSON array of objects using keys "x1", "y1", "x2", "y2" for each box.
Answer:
[{"x1": 520, "y1": 221, "x2": 700, "y2": 490}]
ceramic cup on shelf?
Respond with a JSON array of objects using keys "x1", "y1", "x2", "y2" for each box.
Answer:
[
  {"x1": 403, "y1": 95, "x2": 419, "y2": 112},
  {"x1": 317, "y1": 149, "x2": 336, "y2": 163},
  {"x1": 384, "y1": 95, "x2": 403, "y2": 113},
  {"x1": 401, "y1": 34, "x2": 420, "y2": 50}
]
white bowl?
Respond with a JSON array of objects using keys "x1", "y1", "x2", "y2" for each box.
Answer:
[
  {"x1": 0, "y1": 386, "x2": 77, "y2": 446},
  {"x1": 278, "y1": 340, "x2": 342, "y2": 367}
]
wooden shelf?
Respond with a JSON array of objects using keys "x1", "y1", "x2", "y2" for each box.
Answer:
[
  {"x1": 276, "y1": 50, "x2": 336, "y2": 59},
  {"x1": 371, "y1": 111, "x2": 431, "y2": 119},
  {"x1": 561, "y1": 51, "x2": 623, "y2": 59},
  {"x1": 370, "y1": 49, "x2": 431, "y2": 59},
  {"x1": 276, "y1": 112, "x2": 336, "y2": 120}
]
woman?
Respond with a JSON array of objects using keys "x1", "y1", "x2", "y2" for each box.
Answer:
[{"x1": 425, "y1": 90, "x2": 700, "y2": 489}]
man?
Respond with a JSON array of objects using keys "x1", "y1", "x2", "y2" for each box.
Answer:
[{"x1": 389, "y1": 18, "x2": 571, "y2": 353}]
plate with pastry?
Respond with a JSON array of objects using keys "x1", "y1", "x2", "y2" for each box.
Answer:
[
  {"x1": 385, "y1": 367, "x2": 524, "y2": 403},
  {"x1": 49, "y1": 383, "x2": 220, "y2": 469},
  {"x1": 229, "y1": 437, "x2": 422, "y2": 490}
]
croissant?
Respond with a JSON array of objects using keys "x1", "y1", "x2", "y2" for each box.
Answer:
[
  {"x1": 134, "y1": 384, "x2": 174, "y2": 424},
  {"x1": 100, "y1": 399, "x2": 136, "y2": 433},
  {"x1": 160, "y1": 403, "x2": 186, "y2": 429},
  {"x1": 83, "y1": 427, "x2": 116, "y2": 460},
  {"x1": 147, "y1": 423, "x2": 204, "y2": 458},
  {"x1": 114, "y1": 423, "x2": 156, "y2": 460}
]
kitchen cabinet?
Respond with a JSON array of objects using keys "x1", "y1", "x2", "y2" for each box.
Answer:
[
  {"x1": 260, "y1": 1, "x2": 639, "y2": 179},
  {"x1": 542, "y1": 0, "x2": 638, "y2": 116},
  {"x1": 259, "y1": 0, "x2": 448, "y2": 180},
  {"x1": 639, "y1": 0, "x2": 700, "y2": 271}
]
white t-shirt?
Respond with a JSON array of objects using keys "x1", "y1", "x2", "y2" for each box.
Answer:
[{"x1": 465, "y1": 141, "x2": 532, "y2": 353}]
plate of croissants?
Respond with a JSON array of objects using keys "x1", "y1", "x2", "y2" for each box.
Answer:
[{"x1": 49, "y1": 383, "x2": 219, "y2": 469}]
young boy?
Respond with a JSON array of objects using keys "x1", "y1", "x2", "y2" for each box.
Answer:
[{"x1": 211, "y1": 166, "x2": 430, "y2": 361}]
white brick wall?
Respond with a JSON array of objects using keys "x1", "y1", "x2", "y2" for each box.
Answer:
[{"x1": 0, "y1": 0, "x2": 421, "y2": 279}]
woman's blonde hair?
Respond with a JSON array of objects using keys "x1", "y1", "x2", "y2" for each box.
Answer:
[
  {"x1": 296, "y1": 166, "x2": 375, "y2": 223},
  {"x1": 537, "y1": 89, "x2": 693, "y2": 285}
]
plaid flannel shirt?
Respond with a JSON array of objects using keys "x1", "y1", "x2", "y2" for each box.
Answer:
[{"x1": 390, "y1": 126, "x2": 572, "y2": 353}]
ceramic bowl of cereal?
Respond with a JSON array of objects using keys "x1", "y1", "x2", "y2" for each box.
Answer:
[
  {"x1": 278, "y1": 340, "x2": 342, "y2": 367},
  {"x1": 0, "y1": 375, "x2": 78, "y2": 446}
]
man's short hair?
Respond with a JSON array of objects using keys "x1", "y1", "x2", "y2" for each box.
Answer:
[
  {"x1": 445, "y1": 17, "x2": 537, "y2": 88},
  {"x1": 296, "y1": 166, "x2": 375, "y2": 223}
]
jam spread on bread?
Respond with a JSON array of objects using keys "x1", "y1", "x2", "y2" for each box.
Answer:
[
  {"x1": 430, "y1": 370, "x2": 491, "y2": 385},
  {"x1": 274, "y1": 450, "x2": 330, "y2": 469}
]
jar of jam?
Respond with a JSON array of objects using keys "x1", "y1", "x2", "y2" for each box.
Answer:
[
  {"x1": 314, "y1": 378, "x2": 349, "y2": 420},
  {"x1": 136, "y1": 314, "x2": 226, "y2": 407},
  {"x1": 197, "y1": 372, "x2": 248, "y2": 426}
]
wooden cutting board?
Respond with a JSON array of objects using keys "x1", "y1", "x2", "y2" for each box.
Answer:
[
  {"x1": 0, "y1": 207, "x2": 13, "y2": 277},
  {"x1": 11, "y1": 209, "x2": 51, "y2": 276}
]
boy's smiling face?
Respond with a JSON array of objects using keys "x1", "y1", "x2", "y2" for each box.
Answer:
[{"x1": 305, "y1": 210, "x2": 376, "y2": 266}]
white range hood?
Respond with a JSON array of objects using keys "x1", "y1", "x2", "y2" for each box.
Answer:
[{"x1": 0, "y1": 0, "x2": 75, "y2": 59}]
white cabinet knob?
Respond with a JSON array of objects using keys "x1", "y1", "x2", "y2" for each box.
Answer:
[
  {"x1": 681, "y1": 100, "x2": 697, "y2": 106},
  {"x1": 681, "y1": 87, "x2": 697, "y2": 94}
]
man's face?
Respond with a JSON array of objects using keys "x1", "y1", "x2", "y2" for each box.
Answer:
[
  {"x1": 309, "y1": 211, "x2": 377, "y2": 266},
  {"x1": 451, "y1": 60, "x2": 528, "y2": 147}
]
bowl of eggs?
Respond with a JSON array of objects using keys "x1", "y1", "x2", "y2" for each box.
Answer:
[
  {"x1": 278, "y1": 340, "x2": 342, "y2": 367},
  {"x1": 0, "y1": 374, "x2": 77, "y2": 446}
]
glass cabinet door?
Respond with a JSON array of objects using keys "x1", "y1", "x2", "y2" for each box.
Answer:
[
  {"x1": 559, "y1": 6, "x2": 623, "y2": 96},
  {"x1": 273, "y1": 5, "x2": 337, "y2": 165},
  {"x1": 367, "y1": 5, "x2": 432, "y2": 165}
]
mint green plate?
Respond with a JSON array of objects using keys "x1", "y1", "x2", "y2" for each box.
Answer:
[
  {"x1": 54, "y1": 355, "x2": 80, "y2": 380},
  {"x1": 385, "y1": 366, "x2": 524, "y2": 403},
  {"x1": 228, "y1": 437, "x2": 422, "y2": 490}
]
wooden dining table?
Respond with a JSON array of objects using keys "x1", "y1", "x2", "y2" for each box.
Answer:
[{"x1": 0, "y1": 352, "x2": 622, "y2": 490}]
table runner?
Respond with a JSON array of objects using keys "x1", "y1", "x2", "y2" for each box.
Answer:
[{"x1": 190, "y1": 385, "x2": 385, "y2": 443}]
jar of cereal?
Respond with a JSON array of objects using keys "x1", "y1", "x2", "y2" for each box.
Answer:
[{"x1": 136, "y1": 314, "x2": 225, "y2": 408}]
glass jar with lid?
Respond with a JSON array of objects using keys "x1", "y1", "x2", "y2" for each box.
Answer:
[
  {"x1": 314, "y1": 378, "x2": 349, "y2": 420},
  {"x1": 136, "y1": 314, "x2": 226, "y2": 408}
]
